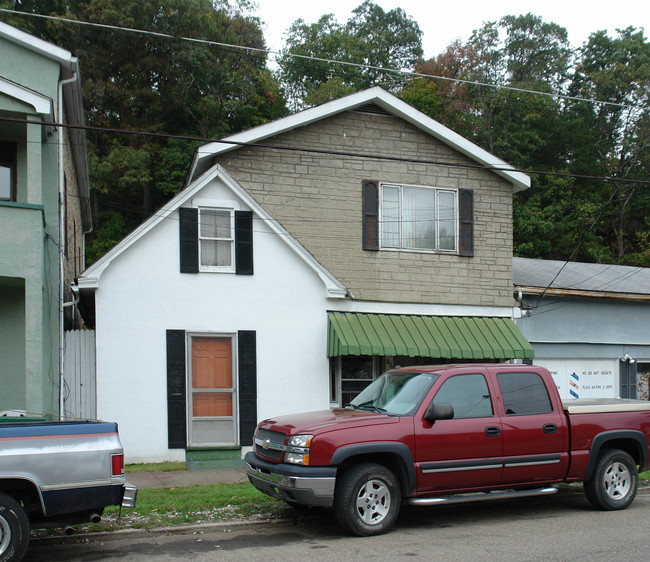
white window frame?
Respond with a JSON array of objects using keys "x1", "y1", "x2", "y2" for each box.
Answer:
[
  {"x1": 379, "y1": 182, "x2": 458, "y2": 254},
  {"x1": 198, "y1": 206, "x2": 235, "y2": 273}
]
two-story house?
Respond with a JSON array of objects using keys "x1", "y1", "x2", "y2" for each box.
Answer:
[
  {"x1": 76, "y1": 87, "x2": 533, "y2": 463},
  {"x1": 0, "y1": 22, "x2": 91, "y2": 418}
]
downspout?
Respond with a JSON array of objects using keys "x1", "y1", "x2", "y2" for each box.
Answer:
[{"x1": 58, "y1": 71, "x2": 78, "y2": 420}]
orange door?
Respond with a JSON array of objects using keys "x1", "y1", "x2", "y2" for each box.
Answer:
[{"x1": 189, "y1": 337, "x2": 237, "y2": 446}]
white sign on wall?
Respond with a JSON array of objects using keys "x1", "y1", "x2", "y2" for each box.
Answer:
[{"x1": 533, "y1": 359, "x2": 618, "y2": 400}]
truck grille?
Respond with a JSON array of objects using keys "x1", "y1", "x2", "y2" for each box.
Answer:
[{"x1": 254, "y1": 429, "x2": 286, "y2": 462}]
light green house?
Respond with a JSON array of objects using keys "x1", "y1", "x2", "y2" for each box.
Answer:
[{"x1": 0, "y1": 22, "x2": 91, "y2": 418}]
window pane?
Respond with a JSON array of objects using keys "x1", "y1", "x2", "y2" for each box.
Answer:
[
  {"x1": 438, "y1": 191, "x2": 456, "y2": 251},
  {"x1": 0, "y1": 165, "x2": 11, "y2": 200},
  {"x1": 200, "y1": 209, "x2": 231, "y2": 239},
  {"x1": 341, "y1": 357, "x2": 373, "y2": 406},
  {"x1": 403, "y1": 187, "x2": 435, "y2": 250},
  {"x1": 200, "y1": 240, "x2": 232, "y2": 267},
  {"x1": 497, "y1": 372, "x2": 553, "y2": 415},
  {"x1": 193, "y1": 393, "x2": 233, "y2": 417},
  {"x1": 381, "y1": 185, "x2": 400, "y2": 247},
  {"x1": 433, "y1": 374, "x2": 493, "y2": 418}
]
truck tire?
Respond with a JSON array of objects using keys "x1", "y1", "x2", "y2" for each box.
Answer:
[
  {"x1": 0, "y1": 492, "x2": 30, "y2": 562},
  {"x1": 584, "y1": 448, "x2": 638, "y2": 510},
  {"x1": 334, "y1": 463, "x2": 401, "y2": 536}
]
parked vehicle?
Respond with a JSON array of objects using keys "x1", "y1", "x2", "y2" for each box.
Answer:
[
  {"x1": 0, "y1": 418, "x2": 137, "y2": 561},
  {"x1": 246, "y1": 364, "x2": 650, "y2": 536}
]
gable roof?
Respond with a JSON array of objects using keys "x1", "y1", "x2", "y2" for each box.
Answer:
[
  {"x1": 77, "y1": 164, "x2": 348, "y2": 299},
  {"x1": 513, "y1": 257, "x2": 650, "y2": 300},
  {"x1": 187, "y1": 86, "x2": 530, "y2": 192}
]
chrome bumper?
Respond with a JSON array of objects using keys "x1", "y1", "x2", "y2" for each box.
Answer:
[
  {"x1": 245, "y1": 454, "x2": 336, "y2": 507},
  {"x1": 121, "y1": 482, "x2": 138, "y2": 508}
]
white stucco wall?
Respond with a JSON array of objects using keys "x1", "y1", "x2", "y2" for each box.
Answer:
[{"x1": 94, "y1": 177, "x2": 332, "y2": 463}]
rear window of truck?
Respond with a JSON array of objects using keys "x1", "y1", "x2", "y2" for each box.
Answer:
[{"x1": 497, "y1": 372, "x2": 553, "y2": 415}]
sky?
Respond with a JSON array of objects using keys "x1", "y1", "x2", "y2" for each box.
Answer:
[{"x1": 251, "y1": 0, "x2": 649, "y2": 59}]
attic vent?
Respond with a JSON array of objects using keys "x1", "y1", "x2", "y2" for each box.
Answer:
[{"x1": 354, "y1": 103, "x2": 390, "y2": 116}]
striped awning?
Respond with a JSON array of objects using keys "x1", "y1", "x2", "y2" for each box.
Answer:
[{"x1": 327, "y1": 312, "x2": 534, "y2": 360}]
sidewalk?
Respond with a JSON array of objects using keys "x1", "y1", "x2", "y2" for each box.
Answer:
[{"x1": 126, "y1": 467, "x2": 248, "y2": 489}]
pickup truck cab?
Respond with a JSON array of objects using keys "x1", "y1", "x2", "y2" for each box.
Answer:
[
  {"x1": 246, "y1": 364, "x2": 650, "y2": 536},
  {"x1": 0, "y1": 419, "x2": 137, "y2": 561}
]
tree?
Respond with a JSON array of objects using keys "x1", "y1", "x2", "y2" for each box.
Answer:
[
  {"x1": 565, "y1": 27, "x2": 650, "y2": 263},
  {"x1": 277, "y1": 0, "x2": 422, "y2": 109}
]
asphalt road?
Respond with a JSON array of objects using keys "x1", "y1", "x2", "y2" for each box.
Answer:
[{"x1": 25, "y1": 487, "x2": 650, "y2": 561}]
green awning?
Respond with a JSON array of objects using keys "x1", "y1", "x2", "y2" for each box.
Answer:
[{"x1": 327, "y1": 312, "x2": 534, "y2": 360}]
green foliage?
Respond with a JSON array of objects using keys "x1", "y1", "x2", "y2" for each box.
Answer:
[{"x1": 278, "y1": 1, "x2": 422, "y2": 109}]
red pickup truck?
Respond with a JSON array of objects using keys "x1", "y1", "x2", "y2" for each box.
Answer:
[{"x1": 245, "y1": 364, "x2": 650, "y2": 536}]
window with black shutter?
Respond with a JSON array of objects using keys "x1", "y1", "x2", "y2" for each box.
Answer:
[{"x1": 179, "y1": 206, "x2": 253, "y2": 274}]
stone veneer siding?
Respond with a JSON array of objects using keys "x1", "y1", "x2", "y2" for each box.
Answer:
[{"x1": 214, "y1": 109, "x2": 515, "y2": 307}]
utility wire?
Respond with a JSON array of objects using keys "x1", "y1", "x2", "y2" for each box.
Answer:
[
  {"x1": 0, "y1": 7, "x2": 640, "y2": 111},
  {"x1": 1, "y1": 115, "x2": 647, "y2": 186}
]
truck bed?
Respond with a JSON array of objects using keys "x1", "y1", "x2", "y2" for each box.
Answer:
[{"x1": 563, "y1": 398, "x2": 650, "y2": 414}]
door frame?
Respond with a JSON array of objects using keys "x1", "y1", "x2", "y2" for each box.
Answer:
[{"x1": 187, "y1": 332, "x2": 238, "y2": 447}]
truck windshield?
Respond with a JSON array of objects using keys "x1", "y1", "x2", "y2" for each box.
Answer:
[{"x1": 348, "y1": 371, "x2": 438, "y2": 416}]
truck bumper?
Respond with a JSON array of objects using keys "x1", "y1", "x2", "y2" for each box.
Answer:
[
  {"x1": 244, "y1": 452, "x2": 336, "y2": 507},
  {"x1": 122, "y1": 482, "x2": 138, "y2": 508}
]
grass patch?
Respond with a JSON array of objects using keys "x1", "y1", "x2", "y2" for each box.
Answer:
[
  {"x1": 82, "y1": 482, "x2": 288, "y2": 532},
  {"x1": 125, "y1": 461, "x2": 188, "y2": 473}
]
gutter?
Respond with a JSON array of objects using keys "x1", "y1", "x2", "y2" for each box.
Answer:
[
  {"x1": 58, "y1": 71, "x2": 79, "y2": 420},
  {"x1": 515, "y1": 286, "x2": 650, "y2": 302}
]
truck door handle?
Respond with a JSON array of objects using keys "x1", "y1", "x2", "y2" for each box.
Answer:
[
  {"x1": 485, "y1": 426, "x2": 501, "y2": 437},
  {"x1": 543, "y1": 424, "x2": 558, "y2": 434}
]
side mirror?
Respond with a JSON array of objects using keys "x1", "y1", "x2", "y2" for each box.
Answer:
[{"x1": 424, "y1": 402, "x2": 454, "y2": 423}]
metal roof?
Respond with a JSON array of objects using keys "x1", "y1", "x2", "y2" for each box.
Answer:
[
  {"x1": 327, "y1": 312, "x2": 534, "y2": 359},
  {"x1": 513, "y1": 257, "x2": 650, "y2": 297}
]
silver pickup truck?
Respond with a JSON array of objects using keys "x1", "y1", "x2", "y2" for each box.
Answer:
[{"x1": 0, "y1": 418, "x2": 137, "y2": 561}]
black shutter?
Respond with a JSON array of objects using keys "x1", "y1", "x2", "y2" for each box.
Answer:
[
  {"x1": 235, "y1": 210, "x2": 254, "y2": 275},
  {"x1": 459, "y1": 189, "x2": 474, "y2": 257},
  {"x1": 179, "y1": 207, "x2": 199, "y2": 273},
  {"x1": 238, "y1": 330, "x2": 257, "y2": 446},
  {"x1": 166, "y1": 330, "x2": 187, "y2": 449},
  {"x1": 362, "y1": 179, "x2": 379, "y2": 251}
]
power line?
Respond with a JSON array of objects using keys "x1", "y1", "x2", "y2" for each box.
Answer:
[
  {"x1": 1, "y1": 114, "x2": 647, "y2": 186},
  {"x1": 0, "y1": 7, "x2": 640, "y2": 112}
]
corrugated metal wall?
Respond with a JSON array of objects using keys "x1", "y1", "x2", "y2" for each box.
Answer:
[{"x1": 63, "y1": 330, "x2": 96, "y2": 420}]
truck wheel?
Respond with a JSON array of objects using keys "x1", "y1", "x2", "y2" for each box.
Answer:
[
  {"x1": 0, "y1": 492, "x2": 30, "y2": 562},
  {"x1": 334, "y1": 463, "x2": 401, "y2": 536},
  {"x1": 584, "y1": 448, "x2": 638, "y2": 510}
]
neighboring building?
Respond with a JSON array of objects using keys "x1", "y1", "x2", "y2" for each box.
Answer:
[
  {"x1": 77, "y1": 87, "x2": 533, "y2": 462},
  {"x1": 514, "y1": 257, "x2": 650, "y2": 400},
  {"x1": 0, "y1": 22, "x2": 91, "y2": 418}
]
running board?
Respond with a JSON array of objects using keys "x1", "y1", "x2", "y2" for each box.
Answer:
[{"x1": 407, "y1": 486, "x2": 558, "y2": 507}]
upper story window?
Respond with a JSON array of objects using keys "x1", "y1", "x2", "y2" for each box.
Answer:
[
  {"x1": 199, "y1": 207, "x2": 234, "y2": 272},
  {"x1": 379, "y1": 183, "x2": 457, "y2": 253},
  {"x1": 0, "y1": 141, "x2": 17, "y2": 201}
]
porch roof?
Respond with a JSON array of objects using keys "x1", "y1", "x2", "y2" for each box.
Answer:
[{"x1": 327, "y1": 312, "x2": 534, "y2": 360}]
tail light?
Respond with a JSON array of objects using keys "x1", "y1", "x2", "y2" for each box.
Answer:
[{"x1": 111, "y1": 453, "x2": 125, "y2": 476}]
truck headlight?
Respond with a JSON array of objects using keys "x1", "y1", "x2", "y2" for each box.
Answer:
[{"x1": 285, "y1": 434, "x2": 313, "y2": 465}]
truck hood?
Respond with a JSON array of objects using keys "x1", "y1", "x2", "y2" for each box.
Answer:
[{"x1": 259, "y1": 408, "x2": 399, "y2": 436}]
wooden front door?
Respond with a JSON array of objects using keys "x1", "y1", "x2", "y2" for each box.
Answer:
[{"x1": 189, "y1": 336, "x2": 237, "y2": 446}]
